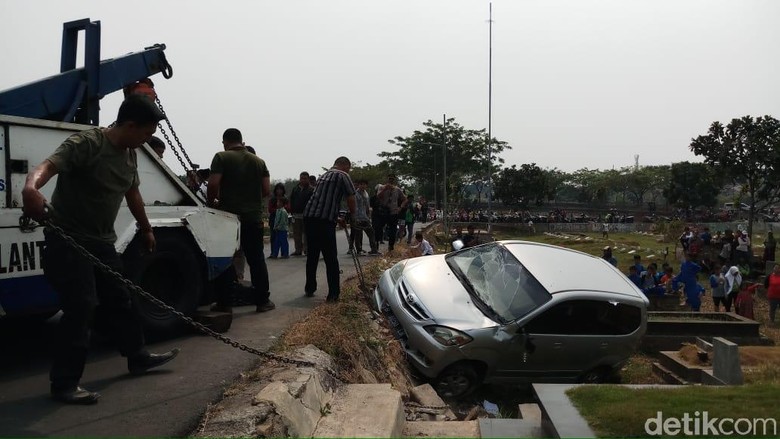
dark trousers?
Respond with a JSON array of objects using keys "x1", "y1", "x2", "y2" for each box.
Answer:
[
  {"x1": 241, "y1": 221, "x2": 270, "y2": 304},
  {"x1": 43, "y1": 231, "x2": 145, "y2": 390},
  {"x1": 349, "y1": 219, "x2": 377, "y2": 253},
  {"x1": 374, "y1": 214, "x2": 398, "y2": 250},
  {"x1": 304, "y1": 218, "x2": 340, "y2": 299}
]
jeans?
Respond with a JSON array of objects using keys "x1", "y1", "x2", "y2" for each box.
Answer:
[
  {"x1": 405, "y1": 222, "x2": 414, "y2": 244},
  {"x1": 43, "y1": 230, "x2": 145, "y2": 390},
  {"x1": 271, "y1": 230, "x2": 289, "y2": 257},
  {"x1": 304, "y1": 218, "x2": 340, "y2": 300}
]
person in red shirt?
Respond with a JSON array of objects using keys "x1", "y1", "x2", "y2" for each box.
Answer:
[
  {"x1": 735, "y1": 284, "x2": 758, "y2": 320},
  {"x1": 764, "y1": 264, "x2": 780, "y2": 324}
]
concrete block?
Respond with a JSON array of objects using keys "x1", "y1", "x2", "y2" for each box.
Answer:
[
  {"x1": 701, "y1": 370, "x2": 727, "y2": 386},
  {"x1": 479, "y1": 418, "x2": 544, "y2": 439},
  {"x1": 252, "y1": 372, "x2": 332, "y2": 438},
  {"x1": 410, "y1": 383, "x2": 456, "y2": 420},
  {"x1": 712, "y1": 337, "x2": 744, "y2": 385},
  {"x1": 519, "y1": 403, "x2": 542, "y2": 423},
  {"x1": 696, "y1": 337, "x2": 713, "y2": 353},
  {"x1": 313, "y1": 384, "x2": 404, "y2": 438},
  {"x1": 403, "y1": 420, "x2": 479, "y2": 438}
]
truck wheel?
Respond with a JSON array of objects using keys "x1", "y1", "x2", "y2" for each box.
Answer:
[{"x1": 123, "y1": 230, "x2": 204, "y2": 335}]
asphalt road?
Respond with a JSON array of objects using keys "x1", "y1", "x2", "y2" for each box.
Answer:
[{"x1": 0, "y1": 233, "x2": 359, "y2": 437}]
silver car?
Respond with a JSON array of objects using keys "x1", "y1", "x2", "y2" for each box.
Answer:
[{"x1": 373, "y1": 240, "x2": 649, "y2": 397}]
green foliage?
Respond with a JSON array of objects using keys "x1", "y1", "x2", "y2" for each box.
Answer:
[
  {"x1": 493, "y1": 163, "x2": 547, "y2": 207},
  {"x1": 690, "y1": 115, "x2": 780, "y2": 237},
  {"x1": 380, "y1": 118, "x2": 510, "y2": 205},
  {"x1": 664, "y1": 161, "x2": 722, "y2": 208}
]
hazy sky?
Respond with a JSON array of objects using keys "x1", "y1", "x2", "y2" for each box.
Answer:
[{"x1": 2, "y1": 0, "x2": 779, "y2": 181}]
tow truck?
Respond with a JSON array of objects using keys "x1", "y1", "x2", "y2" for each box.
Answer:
[{"x1": 0, "y1": 18, "x2": 240, "y2": 333}]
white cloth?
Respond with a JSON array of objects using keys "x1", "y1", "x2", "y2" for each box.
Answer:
[{"x1": 724, "y1": 266, "x2": 742, "y2": 296}]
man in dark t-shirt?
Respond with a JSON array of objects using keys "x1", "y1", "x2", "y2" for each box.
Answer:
[
  {"x1": 208, "y1": 128, "x2": 273, "y2": 312},
  {"x1": 22, "y1": 95, "x2": 180, "y2": 405}
]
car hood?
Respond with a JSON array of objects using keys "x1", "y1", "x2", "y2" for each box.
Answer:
[
  {"x1": 504, "y1": 242, "x2": 643, "y2": 298},
  {"x1": 400, "y1": 256, "x2": 498, "y2": 329}
]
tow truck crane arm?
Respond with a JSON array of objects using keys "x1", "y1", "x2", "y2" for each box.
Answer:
[{"x1": 0, "y1": 18, "x2": 172, "y2": 126}]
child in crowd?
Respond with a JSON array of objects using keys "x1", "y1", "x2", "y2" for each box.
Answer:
[
  {"x1": 709, "y1": 265, "x2": 726, "y2": 312},
  {"x1": 409, "y1": 231, "x2": 434, "y2": 257},
  {"x1": 270, "y1": 197, "x2": 290, "y2": 259}
]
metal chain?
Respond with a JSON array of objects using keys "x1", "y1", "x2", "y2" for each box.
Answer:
[
  {"x1": 33, "y1": 217, "x2": 343, "y2": 381},
  {"x1": 343, "y1": 223, "x2": 367, "y2": 292},
  {"x1": 153, "y1": 97, "x2": 208, "y2": 201},
  {"x1": 155, "y1": 97, "x2": 195, "y2": 169}
]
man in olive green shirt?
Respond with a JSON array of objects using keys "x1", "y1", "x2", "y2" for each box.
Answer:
[
  {"x1": 207, "y1": 128, "x2": 273, "y2": 312},
  {"x1": 22, "y1": 95, "x2": 180, "y2": 405}
]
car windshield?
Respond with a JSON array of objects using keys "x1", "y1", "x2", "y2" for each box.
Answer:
[{"x1": 445, "y1": 242, "x2": 552, "y2": 323}]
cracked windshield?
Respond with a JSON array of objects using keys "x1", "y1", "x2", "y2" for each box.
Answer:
[{"x1": 446, "y1": 243, "x2": 551, "y2": 323}]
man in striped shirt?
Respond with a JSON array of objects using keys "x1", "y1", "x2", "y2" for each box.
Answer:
[{"x1": 303, "y1": 157, "x2": 356, "y2": 302}]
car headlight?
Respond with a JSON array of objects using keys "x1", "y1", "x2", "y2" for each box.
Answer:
[
  {"x1": 389, "y1": 261, "x2": 407, "y2": 283},
  {"x1": 424, "y1": 325, "x2": 473, "y2": 347}
]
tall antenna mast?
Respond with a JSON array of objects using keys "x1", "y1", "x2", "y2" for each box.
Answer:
[{"x1": 486, "y1": 2, "x2": 494, "y2": 232}]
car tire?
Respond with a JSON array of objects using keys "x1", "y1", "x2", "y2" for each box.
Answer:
[
  {"x1": 579, "y1": 366, "x2": 613, "y2": 384},
  {"x1": 433, "y1": 363, "x2": 481, "y2": 398},
  {"x1": 122, "y1": 230, "x2": 204, "y2": 336}
]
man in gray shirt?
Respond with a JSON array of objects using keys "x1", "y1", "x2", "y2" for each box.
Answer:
[{"x1": 348, "y1": 179, "x2": 378, "y2": 255}]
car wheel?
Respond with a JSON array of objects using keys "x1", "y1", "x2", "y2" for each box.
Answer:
[
  {"x1": 579, "y1": 366, "x2": 612, "y2": 384},
  {"x1": 123, "y1": 230, "x2": 204, "y2": 336},
  {"x1": 434, "y1": 363, "x2": 481, "y2": 398}
]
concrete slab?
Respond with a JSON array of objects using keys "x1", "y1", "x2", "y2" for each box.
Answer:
[
  {"x1": 478, "y1": 418, "x2": 543, "y2": 438},
  {"x1": 313, "y1": 384, "x2": 404, "y2": 438},
  {"x1": 712, "y1": 337, "x2": 744, "y2": 385},
  {"x1": 410, "y1": 383, "x2": 457, "y2": 420},
  {"x1": 252, "y1": 372, "x2": 332, "y2": 438},
  {"x1": 518, "y1": 403, "x2": 542, "y2": 423},
  {"x1": 532, "y1": 384, "x2": 596, "y2": 439},
  {"x1": 403, "y1": 420, "x2": 479, "y2": 438}
]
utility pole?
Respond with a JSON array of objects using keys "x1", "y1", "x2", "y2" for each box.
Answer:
[
  {"x1": 486, "y1": 3, "x2": 494, "y2": 232},
  {"x1": 443, "y1": 113, "x2": 448, "y2": 235}
]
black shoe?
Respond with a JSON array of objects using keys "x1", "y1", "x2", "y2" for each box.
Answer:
[
  {"x1": 256, "y1": 300, "x2": 276, "y2": 312},
  {"x1": 304, "y1": 292, "x2": 315, "y2": 298},
  {"x1": 326, "y1": 296, "x2": 340, "y2": 303},
  {"x1": 51, "y1": 386, "x2": 101, "y2": 405},
  {"x1": 128, "y1": 348, "x2": 180, "y2": 375}
]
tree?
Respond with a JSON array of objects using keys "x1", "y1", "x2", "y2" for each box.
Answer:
[
  {"x1": 567, "y1": 168, "x2": 612, "y2": 204},
  {"x1": 664, "y1": 161, "x2": 722, "y2": 209},
  {"x1": 690, "y1": 115, "x2": 780, "y2": 238},
  {"x1": 494, "y1": 163, "x2": 548, "y2": 207},
  {"x1": 380, "y1": 118, "x2": 510, "y2": 207}
]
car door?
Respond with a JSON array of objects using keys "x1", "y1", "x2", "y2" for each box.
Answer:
[{"x1": 495, "y1": 299, "x2": 641, "y2": 381}]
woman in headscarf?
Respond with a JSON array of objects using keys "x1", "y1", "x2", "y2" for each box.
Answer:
[{"x1": 722, "y1": 266, "x2": 742, "y2": 313}]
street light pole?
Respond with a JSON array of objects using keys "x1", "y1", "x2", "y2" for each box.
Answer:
[
  {"x1": 486, "y1": 2, "x2": 494, "y2": 233},
  {"x1": 443, "y1": 113, "x2": 448, "y2": 235}
]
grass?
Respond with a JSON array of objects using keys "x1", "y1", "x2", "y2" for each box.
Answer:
[{"x1": 567, "y1": 384, "x2": 780, "y2": 438}]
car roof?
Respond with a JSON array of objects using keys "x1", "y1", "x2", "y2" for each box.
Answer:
[{"x1": 499, "y1": 240, "x2": 643, "y2": 298}]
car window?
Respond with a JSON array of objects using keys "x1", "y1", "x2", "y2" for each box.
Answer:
[
  {"x1": 523, "y1": 300, "x2": 642, "y2": 335},
  {"x1": 446, "y1": 243, "x2": 551, "y2": 323}
]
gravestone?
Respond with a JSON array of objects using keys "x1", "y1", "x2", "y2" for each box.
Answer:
[{"x1": 712, "y1": 337, "x2": 743, "y2": 385}]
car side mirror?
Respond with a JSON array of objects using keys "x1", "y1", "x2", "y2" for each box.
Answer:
[{"x1": 452, "y1": 239, "x2": 464, "y2": 251}]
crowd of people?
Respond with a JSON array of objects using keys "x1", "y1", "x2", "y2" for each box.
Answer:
[{"x1": 616, "y1": 223, "x2": 778, "y2": 323}]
